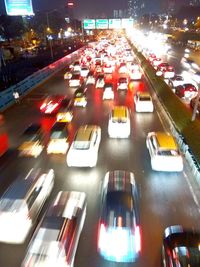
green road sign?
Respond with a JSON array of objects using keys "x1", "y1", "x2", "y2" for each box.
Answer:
[
  {"x1": 109, "y1": 19, "x2": 121, "y2": 29},
  {"x1": 83, "y1": 19, "x2": 95, "y2": 29},
  {"x1": 96, "y1": 19, "x2": 108, "y2": 29},
  {"x1": 121, "y1": 18, "x2": 134, "y2": 28}
]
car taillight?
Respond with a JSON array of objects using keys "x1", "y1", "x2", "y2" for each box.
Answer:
[{"x1": 135, "y1": 226, "x2": 141, "y2": 253}]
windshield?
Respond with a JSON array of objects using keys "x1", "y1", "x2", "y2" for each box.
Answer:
[{"x1": 73, "y1": 141, "x2": 90, "y2": 150}]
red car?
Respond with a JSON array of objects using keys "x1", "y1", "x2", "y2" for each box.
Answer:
[
  {"x1": 175, "y1": 84, "x2": 198, "y2": 100},
  {"x1": 40, "y1": 95, "x2": 64, "y2": 114}
]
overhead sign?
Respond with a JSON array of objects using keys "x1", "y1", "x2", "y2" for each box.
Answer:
[
  {"x1": 96, "y1": 19, "x2": 108, "y2": 29},
  {"x1": 109, "y1": 19, "x2": 121, "y2": 29},
  {"x1": 121, "y1": 18, "x2": 134, "y2": 28},
  {"x1": 83, "y1": 19, "x2": 95, "y2": 29},
  {"x1": 4, "y1": 0, "x2": 34, "y2": 16}
]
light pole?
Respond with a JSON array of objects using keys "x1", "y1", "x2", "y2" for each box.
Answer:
[
  {"x1": 191, "y1": 84, "x2": 200, "y2": 121},
  {"x1": 46, "y1": 11, "x2": 54, "y2": 60}
]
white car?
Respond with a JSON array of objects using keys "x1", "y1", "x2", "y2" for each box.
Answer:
[
  {"x1": 69, "y1": 74, "x2": 81, "y2": 87},
  {"x1": 130, "y1": 70, "x2": 142, "y2": 80},
  {"x1": 146, "y1": 131, "x2": 183, "y2": 172},
  {"x1": 86, "y1": 75, "x2": 95, "y2": 85},
  {"x1": 66, "y1": 125, "x2": 101, "y2": 167},
  {"x1": 117, "y1": 77, "x2": 128, "y2": 90},
  {"x1": 103, "y1": 64, "x2": 113, "y2": 74},
  {"x1": 103, "y1": 85, "x2": 114, "y2": 100},
  {"x1": 80, "y1": 67, "x2": 89, "y2": 77},
  {"x1": 134, "y1": 92, "x2": 154, "y2": 112}
]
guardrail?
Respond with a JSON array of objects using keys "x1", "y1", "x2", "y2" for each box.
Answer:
[{"x1": 0, "y1": 49, "x2": 82, "y2": 112}]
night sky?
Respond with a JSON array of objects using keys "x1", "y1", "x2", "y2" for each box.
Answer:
[{"x1": 0, "y1": 0, "x2": 189, "y2": 19}]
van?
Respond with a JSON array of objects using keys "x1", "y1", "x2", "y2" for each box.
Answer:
[
  {"x1": 47, "y1": 122, "x2": 69, "y2": 154},
  {"x1": 0, "y1": 168, "x2": 54, "y2": 243},
  {"x1": 146, "y1": 131, "x2": 183, "y2": 172},
  {"x1": 108, "y1": 106, "x2": 131, "y2": 138},
  {"x1": 66, "y1": 125, "x2": 101, "y2": 167},
  {"x1": 21, "y1": 191, "x2": 86, "y2": 267}
]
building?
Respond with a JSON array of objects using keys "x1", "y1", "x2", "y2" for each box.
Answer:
[
  {"x1": 113, "y1": 9, "x2": 125, "y2": 18},
  {"x1": 127, "y1": 0, "x2": 138, "y2": 18},
  {"x1": 189, "y1": 0, "x2": 200, "y2": 5}
]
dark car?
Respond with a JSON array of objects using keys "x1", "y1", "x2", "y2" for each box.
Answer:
[
  {"x1": 162, "y1": 225, "x2": 200, "y2": 267},
  {"x1": 175, "y1": 84, "x2": 198, "y2": 100},
  {"x1": 98, "y1": 170, "x2": 141, "y2": 263},
  {"x1": 74, "y1": 87, "x2": 87, "y2": 107}
]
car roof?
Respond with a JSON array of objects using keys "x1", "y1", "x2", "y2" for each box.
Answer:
[
  {"x1": 112, "y1": 106, "x2": 127, "y2": 119},
  {"x1": 106, "y1": 170, "x2": 134, "y2": 193},
  {"x1": 23, "y1": 123, "x2": 41, "y2": 135},
  {"x1": 155, "y1": 132, "x2": 177, "y2": 150},
  {"x1": 51, "y1": 122, "x2": 68, "y2": 132},
  {"x1": 75, "y1": 125, "x2": 97, "y2": 142}
]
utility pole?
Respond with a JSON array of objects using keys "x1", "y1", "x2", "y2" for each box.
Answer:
[{"x1": 46, "y1": 12, "x2": 54, "y2": 60}]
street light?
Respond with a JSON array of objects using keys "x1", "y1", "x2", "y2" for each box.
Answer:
[
  {"x1": 46, "y1": 11, "x2": 54, "y2": 60},
  {"x1": 191, "y1": 77, "x2": 200, "y2": 121}
]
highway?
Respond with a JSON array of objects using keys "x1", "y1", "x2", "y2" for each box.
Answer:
[{"x1": 0, "y1": 56, "x2": 200, "y2": 267}]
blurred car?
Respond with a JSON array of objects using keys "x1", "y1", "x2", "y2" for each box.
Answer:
[
  {"x1": 129, "y1": 69, "x2": 142, "y2": 80},
  {"x1": 156, "y1": 65, "x2": 175, "y2": 79},
  {"x1": 69, "y1": 73, "x2": 82, "y2": 88},
  {"x1": 64, "y1": 69, "x2": 72, "y2": 80},
  {"x1": 0, "y1": 168, "x2": 54, "y2": 243},
  {"x1": 103, "y1": 64, "x2": 113, "y2": 74},
  {"x1": 21, "y1": 191, "x2": 86, "y2": 267},
  {"x1": 47, "y1": 122, "x2": 69, "y2": 154},
  {"x1": 18, "y1": 123, "x2": 44, "y2": 158},
  {"x1": 168, "y1": 75, "x2": 189, "y2": 88},
  {"x1": 117, "y1": 77, "x2": 128, "y2": 90},
  {"x1": 190, "y1": 95, "x2": 200, "y2": 114},
  {"x1": 162, "y1": 225, "x2": 200, "y2": 267},
  {"x1": 181, "y1": 58, "x2": 195, "y2": 69},
  {"x1": 118, "y1": 63, "x2": 128, "y2": 74},
  {"x1": 146, "y1": 131, "x2": 183, "y2": 172},
  {"x1": 134, "y1": 92, "x2": 154, "y2": 112},
  {"x1": 56, "y1": 98, "x2": 73, "y2": 122},
  {"x1": 103, "y1": 83, "x2": 114, "y2": 100},
  {"x1": 96, "y1": 74, "x2": 105, "y2": 88},
  {"x1": 74, "y1": 87, "x2": 87, "y2": 107},
  {"x1": 80, "y1": 66, "x2": 89, "y2": 77},
  {"x1": 108, "y1": 106, "x2": 131, "y2": 138},
  {"x1": 40, "y1": 95, "x2": 64, "y2": 114},
  {"x1": 66, "y1": 125, "x2": 101, "y2": 167},
  {"x1": 152, "y1": 58, "x2": 162, "y2": 69},
  {"x1": 98, "y1": 170, "x2": 141, "y2": 262},
  {"x1": 175, "y1": 83, "x2": 198, "y2": 100},
  {"x1": 71, "y1": 60, "x2": 81, "y2": 72},
  {"x1": 86, "y1": 71, "x2": 95, "y2": 85}
]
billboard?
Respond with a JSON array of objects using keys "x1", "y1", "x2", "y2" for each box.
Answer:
[
  {"x1": 83, "y1": 19, "x2": 95, "y2": 29},
  {"x1": 4, "y1": 0, "x2": 34, "y2": 16},
  {"x1": 109, "y1": 19, "x2": 121, "y2": 29},
  {"x1": 96, "y1": 19, "x2": 108, "y2": 29}
]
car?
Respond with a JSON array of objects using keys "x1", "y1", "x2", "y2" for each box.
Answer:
[
  {"x1": 96, "y1": 74, "x2": 105, "y2": 88},
  {"x1": 47, "y1": 122, "x2": 69, "y2": 154},
  {"x1": 18, "y1": 123, "x2": 44, "y2": 158},
  {"x1": 146, "y1": 131, "x2": 183, "y2": 172},
  {"x1": 162, "y1": 225, "x2": 200, "y2": 267},
  {"x1": 181, "y1": 58, "x2": 195, "y2": 69},
  {"x1": 69, "y1": 73, "x2": 82, "y2": 88},
  {"x1": 175, "y1": 83, "x2": 198, "y2": 100},
  {"x1": 0, "y1": 168, "x2": 54, "y2": 243},
  {"x1": 80, "y1": 66, "x2": 89, "y2": 77},
  {"x1": 66, "y1": 125, "x2": 101, "y2": 167},
  {"x1": 40, "y1": 95, "x2": 64, "y2": 114},
  {"x1": 156, "y1": 65, "x2": 175, "y2": 79},
  {"x1": 86, "y1": 72, "x2": 95, "y2": 85},
  {"x1": 134, "y1": 91, "x2": 154, "y2": 112},
  {"x1": 129, "y1": 69, "x2": 143, "y2": 80},
  {"x1": 168, "y1": 75, "x2": 189, "y2": 89},
  {"x1": 63, "y1": 68, "x2": 72, "y2": 80},
  {"x1": 74, "y1": 87, "x2": 87, "y2": 107},
  {"x1": 190, "y1": 95, "x2": 200, "y2": 114},
  {"x1": 103, "y1": 64, "x2": 113, "y2": 74},
  {"x1": 117, "y1": 77, "x2": 128, "y2": 90},
  {"x1": 152, "y1": 58, "x2": 162, "y2": 69},
  {"x1": 21, "y1": 191, "x2": 86, "y2": 267},
  {"x1": 108, "y1": 106, "x2": 131, "y2": 138},
  {"x1": 98, "y1": 170, "x2": 141, "y2": 262},
  {"x1": 118, "y1": 63, "x2": 128, "y2": 74},
  {"x1": 56, "y1": 98, "x2": 73, "y2": 122},
  {"x1": 71, "y1": 60, "x2": 81, "y2": 72},
  {"x1": 103, "y1": 84, "x2": 114, "y2": 100}
]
